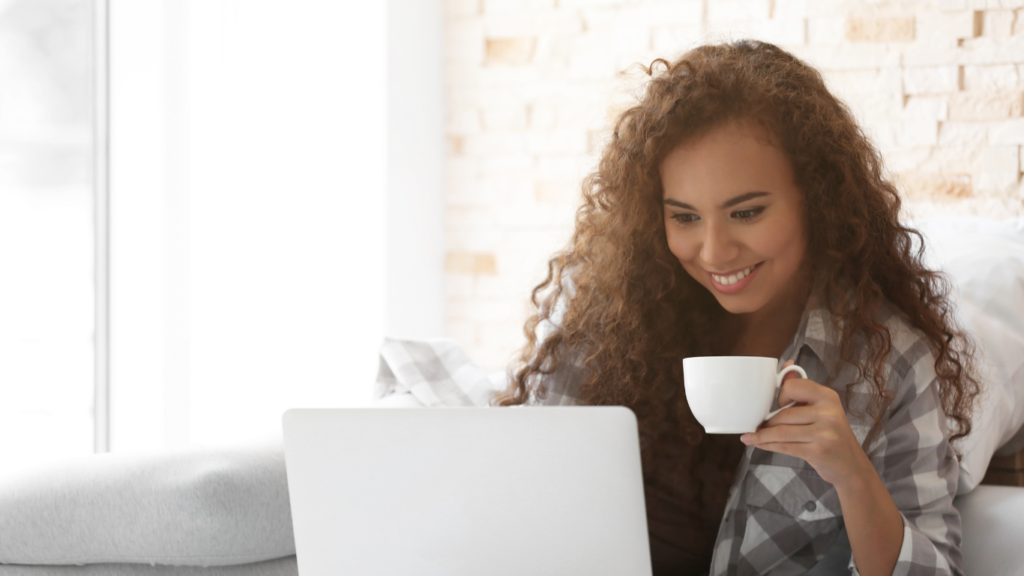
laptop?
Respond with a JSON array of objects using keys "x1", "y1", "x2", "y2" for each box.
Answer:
[{"x1": 282, "y1": 407, "x2": 652, "y2": 576}]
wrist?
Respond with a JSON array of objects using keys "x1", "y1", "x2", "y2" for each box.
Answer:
[{"x1": 831, "y1": 450, "x2": 879, "y2": 496}]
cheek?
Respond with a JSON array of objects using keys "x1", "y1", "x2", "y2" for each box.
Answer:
[
  {"x1": 665, "y1": 227, "x2": 698, "y2": 262},
  {"x1": 756, "y1": 218, "x2": 806, "y2": 269}
]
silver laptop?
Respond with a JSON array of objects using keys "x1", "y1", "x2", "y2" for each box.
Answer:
[{"x1": 282, "y1": 407, "x2": 652, "y2": 576}]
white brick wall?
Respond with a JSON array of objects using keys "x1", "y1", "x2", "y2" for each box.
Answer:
[{"x1": 444, "y1": 0, "x2": 1024, "y2": 370}]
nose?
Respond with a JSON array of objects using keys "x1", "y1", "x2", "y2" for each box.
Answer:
[{"x1": 700, "y1": 220, "x2": 740, "y2": 266}]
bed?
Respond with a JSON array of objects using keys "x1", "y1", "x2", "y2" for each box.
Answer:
[{"x1": 1, "y1": 215, "x2": 1023, "y2": 576}]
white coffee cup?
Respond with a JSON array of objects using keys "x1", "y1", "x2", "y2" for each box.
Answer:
[{"x1": 682, "y1": 356, "x2": 807, "y2": 434}]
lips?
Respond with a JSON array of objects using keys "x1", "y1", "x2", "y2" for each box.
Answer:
[{"x1": 707, "y1": 262, "x2": 763, "y2": 294}]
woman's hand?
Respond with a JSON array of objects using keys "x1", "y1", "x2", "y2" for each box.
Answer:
[
  {"x1": 741, "y1": 361, "x2": 905, "y2": 576},
  {"x1": 739, "y1": 360, "x2": 873, "y2": 488}
]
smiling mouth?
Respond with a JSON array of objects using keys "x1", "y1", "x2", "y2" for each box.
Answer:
[{"x1": 709, "y1": 263, "x2": 762, "y2": 286}]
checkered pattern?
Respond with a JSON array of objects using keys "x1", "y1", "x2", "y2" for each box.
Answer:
[
  {"x1": 373, "y1": 337, "x2": 504, "y2": 407},
  {"x1": 372, "y1": 299, "x2": 963, "y2": 575}
]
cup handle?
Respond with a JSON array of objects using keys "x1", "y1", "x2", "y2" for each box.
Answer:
[{"x1": 763, "y1": 364, "x2": 808, "y2": 422}]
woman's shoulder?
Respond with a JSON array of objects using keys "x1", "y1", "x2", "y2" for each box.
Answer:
[
  {"x1": 872, "y1": 299, "x2": 940, "y2": 395},
  {"x1": 809, "y1": 297, "x2": 938, "y2": 392}
]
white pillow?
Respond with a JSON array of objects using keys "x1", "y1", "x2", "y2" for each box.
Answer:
[{"x1": 913, "y1": 216, "x2": 1024, "y2": 494}]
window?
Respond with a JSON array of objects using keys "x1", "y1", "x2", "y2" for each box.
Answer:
[{"x1": 0, "y1": 0, "x2": 99, "y2": 474}]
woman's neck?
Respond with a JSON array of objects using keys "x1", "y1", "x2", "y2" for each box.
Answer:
[{"x1": 717, "y1": 274, "x2": 813, "y2": 359}]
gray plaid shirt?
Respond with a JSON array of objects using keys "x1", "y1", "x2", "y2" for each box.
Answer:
[
  {"x1": 537, "y1": 298, "x2": 963, "y2": 576},
  {"x1": 374, "y1": 298, "x2": 963, "y2": 575}
]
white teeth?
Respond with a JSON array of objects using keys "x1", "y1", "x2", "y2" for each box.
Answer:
[{"x1": 712, "y1": 264, "x2": 757, "y2": 286}]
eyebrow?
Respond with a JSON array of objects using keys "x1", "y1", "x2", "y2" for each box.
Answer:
[{"x1": 663, "y1": 191, "x2": 770, "y2": 211}]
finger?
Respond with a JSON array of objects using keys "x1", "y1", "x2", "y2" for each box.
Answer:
[
  {"x1": 760, "y1": 405, "x2": 821, "y2": 428},
  {"x1": 777, "y1": 378, "x2": 838, "y2": 407},
  {"x1": 750, "y1": 441, "x2": 807, "y2": 459},
  {"x1": 742, "y1": 423, "x2": 815, "y2": 446}
]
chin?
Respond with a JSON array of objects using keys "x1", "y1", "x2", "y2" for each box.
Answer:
[{"x1": 709, "y1": 292, "x2": 769, "y2": 315}]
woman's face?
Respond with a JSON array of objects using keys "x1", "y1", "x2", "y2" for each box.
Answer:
[{"x1": 660, "y1": 120, "x2": 808, "y2": 316}]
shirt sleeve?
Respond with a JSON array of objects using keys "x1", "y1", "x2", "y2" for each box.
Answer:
[{"x1": 848, "y1": 339, "x2": 964, "y2": 576}]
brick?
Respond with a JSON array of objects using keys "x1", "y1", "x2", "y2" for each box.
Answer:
[
  {"x1": 898, "y1": 118, "x2": 940, "y2": 147},
  {"x1": 707, "y1": 0, "x2": 772, "y2": 22},
  {"x1": 478, "y1": 154, "x2": 532, "y2": 178},
  {"x1": 899, "y1": 173, "x2": 974, "y2": 199},
  {"x1": 443, "y1": 320, "x2": 477, "y2": 346},
  {"x1": 750, "y1": 18, "x2": 808, "y2": 45},
  {"x1": 886, "y1": 147, "x2": 933, "y2": 174},
  {"x1": 983, "y1": 9, "x2": 1016, "y2": 36},
  {"x1": 959, "y1": 35, "x2": 1024, "y2": 64},
  {"x1": 639, "y1": 1, "x2": 704, "y2": 25},
  {"x1": 862, "y1": 118, "x2": 899, "y2": 149},
  {"x1": 478, "y1": 179, "x2": 537, "y2": 209},
  {"x1": 559, "y1": 0, "x2": 632, "y2": 7},
  {"x1": 920, "y1": 145, "x2": 991, "y2": 174},
  {"x1": 773, "y1": 0, "x2": 808, "y2": 19},
  {"x1": 803, "y1": 0, "x2": 852, "y2": 18},
  {"x1": 481, "y1": 11, "x2": 536, "y2": 37},
  {"x1": 461, "y1": 132, "x2": 529, "y2": 156},
  {"x1": 807, "y1": 16, "x2": 845, "y2": 44},
  {"x1": 1016, "y1": 9, "x2": 1024, "y2": 34},
  {"x1": 445, "y1": 157, "x2": 478, "y2": 202},
  {"x1": 475, "y1": 273, "x2": 534, "y2": 299},
  {"x1": 948, "y1": 89, "x2": 1024, "y2": 120},
  {"x1": 916, "y1": 11, "x2": 979, "y2": 47},
  {"x1": 903, "y1": 66, "x2": 960, "y2": 95},
  {"x1": 904, "y1": 96, "x2": 949, "y2": 120},
  {"x1": 446, "y1": 0, "x2": 480, "y2": 16},
  {"x1": 485, "y1": 37, "x2": 536, "y2": 66},
  {"x1": 448, "y1": 135, "x2": 465, "y2": 156},
  {"x1": 990, "y1": 118, "x2": 1024, "y2": 144},
  {"x1": 566, "y1": 35, "x2": 621, "y2": 80},
  {"x1": 446, "y1": 225, "x2": 502, "y2": 253},
  {"x1": 446, "y1": 274, "x2": 476, "y2": 298},
  {"x1": 447, "y1": 298, "x2": 518, "y2": 323},
  {"x1": 581, "y1": 7, "x2": 639, "y2": 31},
  {"x1": 651, "y1": 24, "x2": 704, "y2": 54},
  {"x1": 789, "y1": 43, "x2": 899, "y2": 70},
  {"x1": 480, "y1": 102, "x2": 528, "y2": 130},
  {"x1": 536, "y1": 154, "x2": 587, "y2": 179},
  {"x1": 962, "y1": 64, "x2": 1020, "y2": 89},
  {"x1": 844, "y1": 17, "x2": 915, "y2": 42},
  {"x1": 527, "y1": 130, "x2": 588, "y2": 154},
  {"x1": 446, "y1": 19, "x2": 485, "y2": 64},
  {"x1": 527, "y1": 102, "x2": 557, "y2": 130},
  {"x1": 534, "y1": 179, "x2": 580, "y2": 204},
  {"x1": 976, "y1": 145, "x2": 1021, "y2": 192},
  {"x1": 824, "y1": 68, "x2": 903, "y2": 117},
  {"x1": 482, "y1": 0, "x2": 553, "y2": 12},
  {"x1": 901, "y1": 42, "x2": 962, "y2": 67},
  {"x1": 937, "y1": 121, "x2": 988, "y2": 147},
  {"x1": 447, "y1": 108, "x2": 482, "y2": 135}
]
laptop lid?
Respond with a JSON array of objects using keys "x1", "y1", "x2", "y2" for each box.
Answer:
[{"x1": 282, "y1": 407, "x2": 651, "y2": 576}]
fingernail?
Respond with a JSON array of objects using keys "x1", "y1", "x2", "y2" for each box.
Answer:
[{"x1": 741, "y1": 434, "x2": 751, "y2": 444}]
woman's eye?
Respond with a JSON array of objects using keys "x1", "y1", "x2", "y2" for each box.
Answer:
[
  {"x1": 731, "y1": 207, "x2": 765, "y2": 221},
  {"x1": 671, "y1": 213, "x2": 700, "y2": 225}
]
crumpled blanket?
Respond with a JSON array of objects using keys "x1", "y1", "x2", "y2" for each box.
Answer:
[{"x1": 372, "y1": 337, "x2": 508, "y2": 408}]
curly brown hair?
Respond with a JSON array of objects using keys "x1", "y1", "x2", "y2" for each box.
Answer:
[{"x1": 493, "y1": 40, "x2": 979, "y2": 516}]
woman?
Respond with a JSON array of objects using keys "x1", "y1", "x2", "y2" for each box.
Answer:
[{"x1": 494, "y1": 41, "x2": 979, "y2": 576}]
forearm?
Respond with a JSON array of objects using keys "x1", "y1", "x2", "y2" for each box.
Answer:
[{"x1": 835, "y1": 455, "x2": 904, "y2": 576}]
